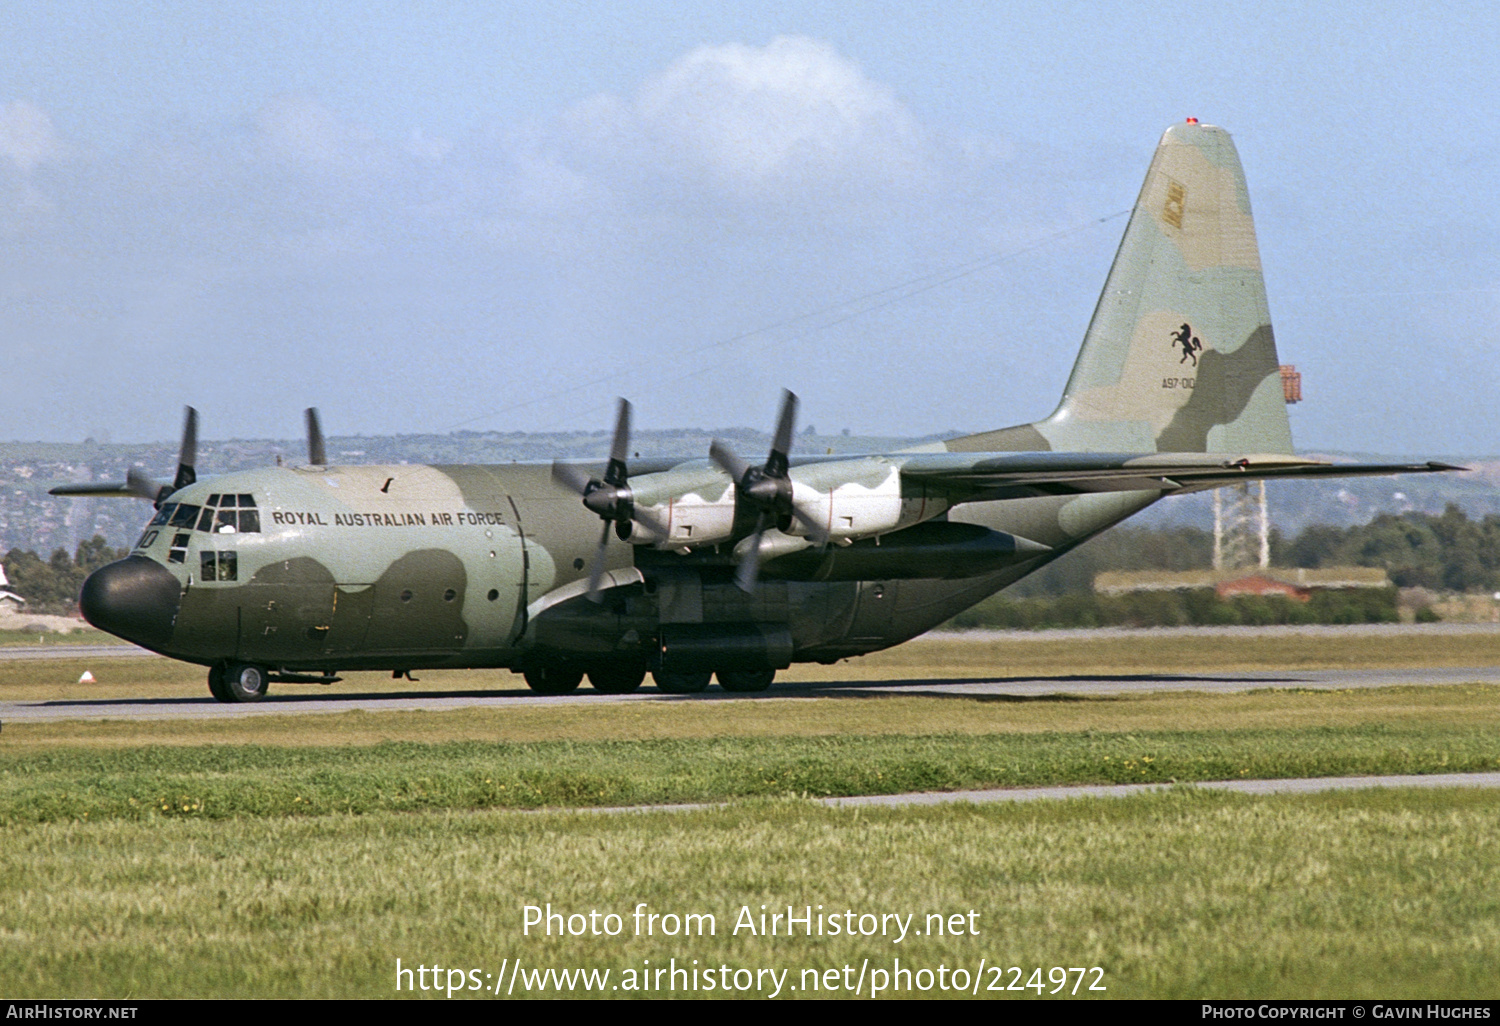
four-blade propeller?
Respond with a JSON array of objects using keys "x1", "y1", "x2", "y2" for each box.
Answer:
[
  {"x1": 50, "y1": 406, "x2": 198, "y2": 507},
  {"x1": 709, "y1": 389, "x2": 829, "y2": 592},
  {"x1": 552, "y1": 398, "x2": 669, "y2": 601}
]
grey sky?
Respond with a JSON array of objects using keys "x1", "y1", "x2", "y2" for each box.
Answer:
[{"x1": 3, "y1": 2, "x2": 1496, "y2": 452}]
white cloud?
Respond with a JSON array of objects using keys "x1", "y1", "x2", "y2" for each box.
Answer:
[
  {"x1": 558, "y1": 37, "x2": 931, "y2": 206},
  {"x1": 251, "y1": 94, "x2": 380, "y2": 177},
  {"x1": 641, "y1": 37, "x2": 922, "y2": 187},
  {"x1": 0, "y1": 100, "x2": 64, "y2": 173}
]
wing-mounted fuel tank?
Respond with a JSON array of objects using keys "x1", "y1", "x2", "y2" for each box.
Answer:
[{"x1": 758, "y1": 521, "x2": 1050, "y2": 582}]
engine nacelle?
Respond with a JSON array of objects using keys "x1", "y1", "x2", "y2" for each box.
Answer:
[
  {"x1": 785, "y1": 458, "x2": 948, "y2": 541},
  {"x1": 621, "y1": 463, "x2": 738, "y2": 549}
]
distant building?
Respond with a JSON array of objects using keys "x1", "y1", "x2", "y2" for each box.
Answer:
[
  {"x1": 0, "y1": 561, "x2": 23, "y2": 612},
  {"x1": 1096, "y1": 567, "x2": 1390, "y2": 601}
]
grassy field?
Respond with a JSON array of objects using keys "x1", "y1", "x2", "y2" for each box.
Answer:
[
  {"x1": 3, "y1": 790, "x2": 1498, "y2": 999},
  {"x1": 4, "y1": 633, "x2": 1500, "y2": 999},
  {"x1": 6, "y1": 687, "x2": 1500, "y2": 821}
]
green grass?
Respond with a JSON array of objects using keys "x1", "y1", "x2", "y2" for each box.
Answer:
[
  {"x1": 6, "y1": 719, "x2": 1500, "y2": 823},
  {"x1": 13, "y1": 683, "x2": 1500, "y2": 748},
  {"x1": 0, "y1": 627, "x2": 116, "y2": 647},
  {"x1": 3, "y1": 790, "x2": 1498, "y2": 999},
  {"x1": 8, "y1": 639, "x2": 1500, "y2": 999}
]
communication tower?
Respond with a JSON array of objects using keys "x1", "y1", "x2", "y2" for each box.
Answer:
[{"x1": 1212, "y1": 366, "x2": 1302, "y2": 571}]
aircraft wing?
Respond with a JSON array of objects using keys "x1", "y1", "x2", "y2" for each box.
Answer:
[{"x1": 892, "y1": 452, "x2": 1465, "y2": 503}]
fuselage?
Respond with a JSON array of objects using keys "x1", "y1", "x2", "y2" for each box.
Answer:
[{"x1": 79, "y1": 460, "x2": 1161, "y2": 678}]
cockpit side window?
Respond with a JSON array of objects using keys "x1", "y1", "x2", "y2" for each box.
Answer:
[
  {"x1": 149, "y1": 504, "x2": 176, "y2": 527},
  {"x1": 200, "y1": 550, "x2": 238, "y2": 581},
  {"x1": 168, "y1": 504, "x2": 200, "y2": 529}
]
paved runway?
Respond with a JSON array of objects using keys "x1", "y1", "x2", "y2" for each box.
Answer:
[{"x1": 6, "y1": 663, "x2": 1500, "y2": 722}]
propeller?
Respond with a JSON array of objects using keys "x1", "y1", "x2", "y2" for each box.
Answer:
[
  {"x1": 305, "y1": 408, "x2": 327, "y2": 466},
  {"x1": 551, "y1": 399, "x2": 668, "y2": 601},
  {"x1": 709, "y1": 389, "x2": 828, "y2": 592},
  {"x1": 51, "y1": 406, "x2": 198, "y2": 507}
]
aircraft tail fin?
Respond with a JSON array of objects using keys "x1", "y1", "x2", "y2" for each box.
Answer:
[{"x1": 950, "y1": 121, "x2": 1293, "y2": 455}]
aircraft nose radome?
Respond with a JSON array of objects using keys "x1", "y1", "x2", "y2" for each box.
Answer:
[{"x1": 79, "y1": 557, "x2": 181, "y2": 649}]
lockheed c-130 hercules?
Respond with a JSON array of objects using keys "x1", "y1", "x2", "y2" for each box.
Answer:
[{"x1": 54, "y1": 121, "x2": 1458, "y2": 702}]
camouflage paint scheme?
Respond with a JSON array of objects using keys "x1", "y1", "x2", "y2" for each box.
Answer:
[{"x1": 60, "y1": 124, "x2": 1455, "y2": 698}]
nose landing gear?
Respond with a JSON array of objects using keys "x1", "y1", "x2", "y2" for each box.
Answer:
[{"x1": 208, "y1": 662, "x2": 270, "y2": 703}]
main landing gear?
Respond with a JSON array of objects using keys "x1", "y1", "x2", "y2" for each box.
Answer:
[
  {"x1": 653, "y1": 669, "x2": 776, "y2": 694},
  {"x1": 208, "y1": 662, "x2": 270, "y2": 703},
  {"x1": 522, "y1": 661, "x2": 648, "y2": 695}
]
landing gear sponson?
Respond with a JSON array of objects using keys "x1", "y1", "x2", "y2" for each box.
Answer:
[
  {"x1": 520, "y1": 663, "x2": 775, "y2": 695},
  {"x1": 206, "y1": 659, "x2": 773, "y2": 701}
]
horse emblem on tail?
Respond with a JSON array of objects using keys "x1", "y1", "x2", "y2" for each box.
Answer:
[{"x1": 1171, "y1": 323, "x2": 1203, "y2": 366}]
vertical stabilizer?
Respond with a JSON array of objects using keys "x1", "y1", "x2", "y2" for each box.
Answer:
[{"x1": 949, "y1": 121, "x2": 1293, "y2": 455}]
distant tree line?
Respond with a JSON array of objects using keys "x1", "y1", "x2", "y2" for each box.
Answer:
[
  {"x1": 949, "y1": 505, "x2": 1500, "y2": 629},
  {"x1": 3, "y1": 536, "x2": 128, "y2": 614},
  {"x1": 1281, "y1": 504, "x2": 1500, "y2": 592},
  {"x1": 948, "y1": 588, "x2": 1400, "y2": 631},
  {"x1": 1006, "y1": 505, "x2": 1500, "y2": 598}
]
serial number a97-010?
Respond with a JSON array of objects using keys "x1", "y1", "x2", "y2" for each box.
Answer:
[{"x1": 1162, "y1": 377, "x2": 1196, "y2": 389}]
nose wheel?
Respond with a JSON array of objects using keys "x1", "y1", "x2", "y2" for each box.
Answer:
[{"x1": 208, "y1": 662, "x2": 270, "y2": 703}]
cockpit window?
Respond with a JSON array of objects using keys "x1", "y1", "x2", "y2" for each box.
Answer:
[
  {"x1": 188, "y1": 493, "x2": 261, "y2": 534},
  {"x1": 145, "y1": 494, "x2": 261, "y2": 534}
]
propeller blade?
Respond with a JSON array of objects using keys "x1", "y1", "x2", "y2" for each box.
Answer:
[
  {"x1": 49, "y1": 480, "x2": 144, "y2": 500},
  {"x1": 171, "y1": 407, "x2": 198, "y2": 492},
  {"x1": 767, "y1": 389, "x2": 797, "y2": 478},
  {"x1": 605, "y1": 399, "x2": 631, "y2": 486},
  {"x1": 735, "y1": 513, "x2": 770, "y2": 592},
  {"x1": 787, "y1": 499, "x2": 830, "y2": 545},
  {"x1": 551, "y1": 461, "x2": 596, "y2": 495},
  {"x1": 305, "y1": 408, "x2": 326, "y2": 466},
  {"x1": 709, "y1": 439, "x2": 753, "y2": 484},
  {"x1": 126, "y1": 466, "x2": 165, "y2": 503},
  {"x1": 629, "y1": 503, "x2": 670, "y2": 538},
  {"x1": 585, "y1": 521, "x2": 611, "y2": 602}
]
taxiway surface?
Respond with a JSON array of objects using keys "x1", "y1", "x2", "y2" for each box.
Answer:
[{"x1": 6, "y1": 663, "x2": 1500, "y2": 722}]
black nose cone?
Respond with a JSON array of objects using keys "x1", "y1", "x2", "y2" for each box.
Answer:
[{"x1": 80, "y1": 557, "x2": 181, "y2": 649}]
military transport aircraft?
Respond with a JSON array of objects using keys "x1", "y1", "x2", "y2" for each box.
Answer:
[{"x1": 53, "y1": 121, "x2": 1456, "y2": 702}]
